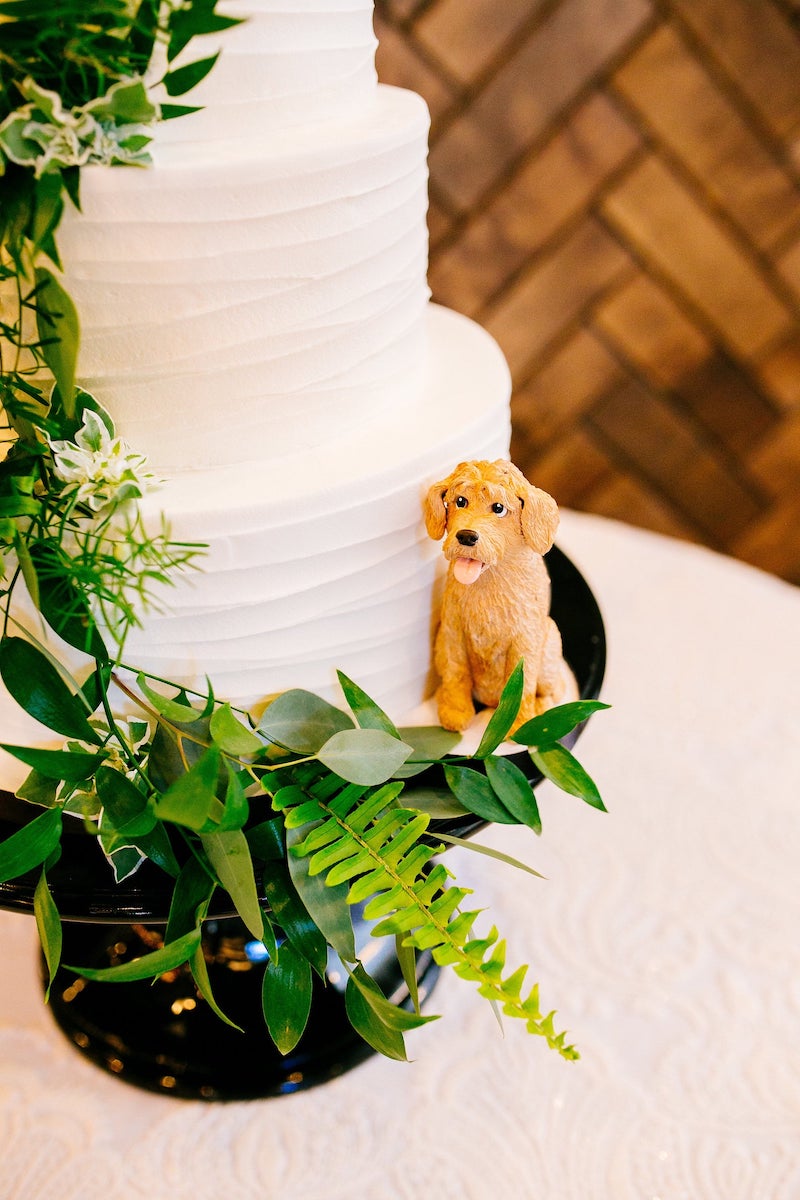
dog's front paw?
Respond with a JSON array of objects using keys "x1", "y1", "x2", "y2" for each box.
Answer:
[{"x1": 436, "y1": 684, "x2": 476, "y2": 733}]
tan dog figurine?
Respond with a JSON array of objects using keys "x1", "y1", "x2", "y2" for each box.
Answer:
[{"x1": 424, "y1": 459, "x2": 570, "y2": 734}]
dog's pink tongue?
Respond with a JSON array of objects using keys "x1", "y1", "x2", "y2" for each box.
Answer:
[{"x1": 454, "y1": 557, "x2": 483, "y2": 585}]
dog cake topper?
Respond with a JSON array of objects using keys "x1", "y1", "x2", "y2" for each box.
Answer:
[{"x1": 424, "y1": 459, "x2": 573, "y2": 734}]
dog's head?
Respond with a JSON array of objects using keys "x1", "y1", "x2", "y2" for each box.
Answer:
[{"x1": 423, "y1": 460, "x2": 559, "y2": 585}]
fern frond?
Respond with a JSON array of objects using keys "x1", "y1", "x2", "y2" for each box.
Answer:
[{"x1": 275, "y1": 762, "x2": 578, "y2": 1060}]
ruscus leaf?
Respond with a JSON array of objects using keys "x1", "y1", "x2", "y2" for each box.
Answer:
[
  {"x1": 0, "y1": 638, "x2": 99, "y2": 743},
  {"x1": 262, "y1": 942, "x2": 313, "y2": 1055},
  {"x1": 0, "y1": 806, "x2": 62, "y2": 883},
  {"x1": 475, "y1": 660, "x2": 525, "y2": 757}
]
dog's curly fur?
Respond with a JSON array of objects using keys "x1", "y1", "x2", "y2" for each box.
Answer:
[{"x1": 424, "y1": 459, "x2": 569, "y2": 734}]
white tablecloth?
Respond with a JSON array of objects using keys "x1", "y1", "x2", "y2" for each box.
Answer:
[{"x1": 2, "y1": 511, "x2": 799, "y2": 1200}]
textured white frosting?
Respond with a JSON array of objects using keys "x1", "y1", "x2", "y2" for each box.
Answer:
[
  {"x1": 59, "y1": 85, "x2": 430, "y2": 472},
  {"x1": 0, "y1": 3, "x2": 514, "y2": 788},
  {"x1": 154, "y1": 0, "x2": 378, "y2": 142}
]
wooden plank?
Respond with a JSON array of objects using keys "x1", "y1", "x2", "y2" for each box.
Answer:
[
  {"x1": 414, "y1": 0, "x2": 545, "y2": 84},
  {"x1": 428, "y1": 0, "x2": 652, "y2": 211},
  {"x1": 511, "y1": 426, "x2": 614, "y2": 506},
  {"x1": 776, "y1": 233, "x2": 800, "y2": 305},
  {"x1": 672, "y1": 356, "x2": 778, "y2": 456},
  {"x1": 483, "y1": 218, "x2": 632, "y2": 381},
  {"x1": 748, "y1": 409, "x2": 800, "y2": 493},
  {"x1": 429, "y1": 92, "x2": 640, "y2": 315},
  {"x1": 731, "y1": 493, "x2": 800, "y2": 583},
  {"x1": 584, "y1": 474, "x2": 700, "y2": 540},
  {"x1": 375, "y1": 15, "x2": 456, "y2": 123},
  {"x1": 382, "y1": 0, "x2": 428, "y2": 19},
  {"x1": 510, "y1": 328, "x2": 625, "y2": 449},
  {"x1": 611, "y1": 23, "x2": 800, "y2": 247},
  {"x1": 755, "y1": 333, "x2": 800, "y2": 411},
  {"x1": 592, "y1": 272, "x2": 711, "y2": 387},
  {"x1": 589, "y1": 379, "x2": 765, "y2": 541},
  {"x1": 670, "y1": 0, "x2": 800, "y2": 142},
  {"x1": 601, "y1": 155, "x2": 795, "y2": 357}
]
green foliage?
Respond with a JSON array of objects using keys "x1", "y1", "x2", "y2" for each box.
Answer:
[{"x1": 271, "y1": 759, "x2": 579, "y2": 1059}]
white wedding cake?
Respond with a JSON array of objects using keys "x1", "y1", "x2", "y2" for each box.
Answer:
[{"x1": 0, "y1": 0, "x2": 511, "y2": 786}]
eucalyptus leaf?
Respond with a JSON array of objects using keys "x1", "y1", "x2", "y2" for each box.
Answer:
[
  {"x1": 262, "y1": 942, "x2": 313, "y2": 1055},
  {"x1": 336, "y1": 671, "x2": 399, "y2": 736},
  {"x1": 66, "y1": 927, "x2": 201, "y2": 983},
  {"x1": 200, "y1": 827, "x2": 264, "y2": 940},
  {"x1": 485, "y1": 755, "x2": 542, "y2": 834},
  {"x1": 317, "y1": 728, "x2": 412, "y2": 786},
  {"x1": 1, "y1": 744, "x2": 104, "y2": 781},
  {"x1": 529, "y1": 743, "x2": 607, "y2": 811},
  {"x1": 286, "y1": 823, "x2": 355, "y2": 963},
  {"x1": 0, "y1": 637, "x2": 99, "y2": 743},
  {"x1": 257, "y1": 689, "x2": 354, "y2": 754},
  {"x1": 0, "y1": 806, "x2": 62, "y2": 883},
  {"x1": 393, "y1": 725, "x2": 461, "y2": 778},
  {"x1": 443, "y1": 764, "x2": 516, "y2": 824},
  {"x1": 512, "y1": 700, "x2": 611, "y2": 748},
  {"x1": 401, "y1": 786, "x2": 470, "y2": 820},
  {"x1": 475, "y1": 660, "x2": 525, "y2": 757},
  {"x1": 34, "y1": 868, "x2": 61, "y2": 1000}
]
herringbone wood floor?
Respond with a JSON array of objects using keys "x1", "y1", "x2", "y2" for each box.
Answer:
[{"x1": 376, "y1": 0, "x2": 800, "y2": 584}]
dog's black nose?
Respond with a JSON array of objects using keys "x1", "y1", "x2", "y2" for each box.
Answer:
[{"x1": 456, "y1": 529, "x2": 479, "y2": 547}]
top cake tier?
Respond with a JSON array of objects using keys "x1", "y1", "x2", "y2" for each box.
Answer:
[{"x1": 154, "y1": 0, "x2": 379, "y2": 144}]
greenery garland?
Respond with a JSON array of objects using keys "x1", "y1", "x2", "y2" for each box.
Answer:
[{"x1": 0, "y1": 1, "x2": 608, "y2": 1063}]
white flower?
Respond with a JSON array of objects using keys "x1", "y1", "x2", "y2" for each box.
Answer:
[
  {"x1": 50, "y1": 408, "x2": 157, "y2": 517},
  {"x1": 0, "y1": 77, "x2": 158, "y2": 177}
]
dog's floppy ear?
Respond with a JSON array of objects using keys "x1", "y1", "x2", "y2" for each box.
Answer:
[
  {"x1": 519, "y1": 483, "x2": 559, "y2": 554},
  {"x1": 424, "y1": 478, "x2": 449, "y2": 540}
]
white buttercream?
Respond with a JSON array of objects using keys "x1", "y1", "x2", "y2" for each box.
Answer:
[
  {"x1": 154, "y1": 0, "x2": 378, "y2": 142},
  {"x1": 58, "y1": 86, "x2": 430, "y2": 471}
]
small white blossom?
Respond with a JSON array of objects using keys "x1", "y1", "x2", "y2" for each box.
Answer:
[{"x1": 50, "y1": 408, "x2": 157, "y2": 517}]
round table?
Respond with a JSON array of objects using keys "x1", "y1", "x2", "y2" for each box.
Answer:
[{"x1": 1, "y1": 511, "x2": 798, "y2": 1199}]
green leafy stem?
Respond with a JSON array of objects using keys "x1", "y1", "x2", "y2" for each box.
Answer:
[{"x1": 0, "y1": 640, "x2": 608, "y2": 1061}]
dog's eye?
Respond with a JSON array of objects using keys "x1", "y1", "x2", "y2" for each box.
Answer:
[
  {"x1": 491, "y1": 503, "x2": 508, "y2": 517},
  {"x1": 455, "y1": 496, "x2": 468, "y2": 508}
]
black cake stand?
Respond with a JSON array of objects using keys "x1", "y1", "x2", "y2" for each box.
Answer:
[{"x1": 0, "y1": 545, "x2": 606, "y2": 1101}]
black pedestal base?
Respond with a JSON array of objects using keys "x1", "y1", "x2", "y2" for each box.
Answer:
[{"x1": 48, "y1": 917, "x2": 439, "y2": 1101}]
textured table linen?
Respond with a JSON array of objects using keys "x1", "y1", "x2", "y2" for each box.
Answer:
[{"x1": 1, "y1": 511, "x2": 799, "y2": 1200}]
